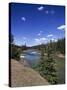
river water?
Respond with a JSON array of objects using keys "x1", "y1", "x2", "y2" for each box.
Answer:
[{"x1": 20, "y1": 49, "x2": 41, "y2": 65}]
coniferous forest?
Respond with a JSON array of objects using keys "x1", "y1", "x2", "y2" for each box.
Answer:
[{"x1": 10, "y1": 34, "x2": 65, "y2": 84}]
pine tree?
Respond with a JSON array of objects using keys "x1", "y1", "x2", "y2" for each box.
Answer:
[
  {"x1": 44, "y1": 43, "x2": 58, "y2": 84},
  {"x1": 36, "y1": 41, "x2": 58, "y2": 84},
  {"x1": 33, "y1": 44, "x2": 46, "y2": 75}
]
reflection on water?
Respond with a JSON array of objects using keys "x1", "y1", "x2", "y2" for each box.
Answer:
[{"x1": 20, "y1": 49, "x2": 41, "y2": 65}]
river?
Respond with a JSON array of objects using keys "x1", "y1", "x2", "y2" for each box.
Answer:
[{"x1": 20, "y1": 49, "x2": 41, "y2": 65}]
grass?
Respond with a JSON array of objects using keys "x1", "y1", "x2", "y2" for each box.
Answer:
[{"x1": 55, "y1": 55, "x2": 65, "y2": 84}]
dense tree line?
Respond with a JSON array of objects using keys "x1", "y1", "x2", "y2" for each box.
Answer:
[
  {"x1": 10, "y1": 34, "x2": 65, "y2": 83},
  {"x1": 10, "y1": 34, "x2": 28, "y2": 60},
  {"x1": 33, "y1": 38, "x2": 65, "y2": 84},
  {"x1": 31, "y1": 38, "x2": 65, "y2": 54},
  {"x1": 33, "y1": 41, "x2": 58, "y2": 84},
  {"x1": 56, "y1": 38, "x2": 65, "y2": 54}
]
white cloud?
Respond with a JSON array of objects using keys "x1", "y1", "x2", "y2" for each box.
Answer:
[
  {"x1": 35, "y1": 37, "x2": 47, "y2": 44},
  {"x1": 47, "y1": 34, "x2": 53, "y2": 37},
  {"x1": 41, "y1": 38, "x2": 46, "y2": 41},
  {"x1": 57, "y1": 25, "x2": 65, "y2": 30},
  {"x1": 35, "y1": 38, "x2": 40, "y2": 42},
  {"x1": 37, "y1": 6, "x2": 44, "y2": 11},
  {"x1": 37, "y1": 31, "x2": 43, "y2": 36},
  {"x1": 51, "y1": 38, "x2": 58, "y2": 42},
  {"x1": 21, "y1": 17, "x2": 26, "y2": 21},
  {"x1": 35, "y1": 38, "x2": 41, "y2": 44},
  {"x1": 45, "y1": 10, "x2": 55, "y2": 15}
]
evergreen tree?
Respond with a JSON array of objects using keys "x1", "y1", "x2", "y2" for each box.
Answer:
[
  {"x1": 35, "y1": 41, "x2": 58, "y2": 84},
  {"x1": 11, "y1": 34, "x2": 22, "y2": 60},
  {"x1": 56, "y1": 38, "x2": 65, "y2": 54},
  {"x1": 44, "y1": 43, "x2": 58, "y2": 84}
]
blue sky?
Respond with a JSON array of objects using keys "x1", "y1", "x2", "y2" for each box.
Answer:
[{"x1": 11, "y1": 3, "x2": 65, "y2": 46}]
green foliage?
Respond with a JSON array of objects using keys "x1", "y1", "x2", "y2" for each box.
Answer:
[
  {"x1": 34, "y1": 41, "x2": 58, "y2": 84},
  {"x1": 44, "y1": 45, "x2": 58, "y2": 84},
  {"x1": 11, "y1": 44, "x2": 22, "y2": 60},
  {"x1": 56, "y1": 38, "x2": 65, "y2": 54},
  {"x1": 21, "y1": 45, "x2": 27, "y2": 51},
  {"x1": 10, "y1": 34, "x2": 23, "y2": 60},
  {"x1": 31, "y1": 38, "x2": 65, "y2": 55}
]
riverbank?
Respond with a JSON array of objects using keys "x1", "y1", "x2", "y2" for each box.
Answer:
[{"x1": 11, "y1": 59, "x2": 49, "y2": 87}]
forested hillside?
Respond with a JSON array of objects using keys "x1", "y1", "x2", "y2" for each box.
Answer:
[{"x1": 10, "y1": 34, "x2": 65, "y2": 84}]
